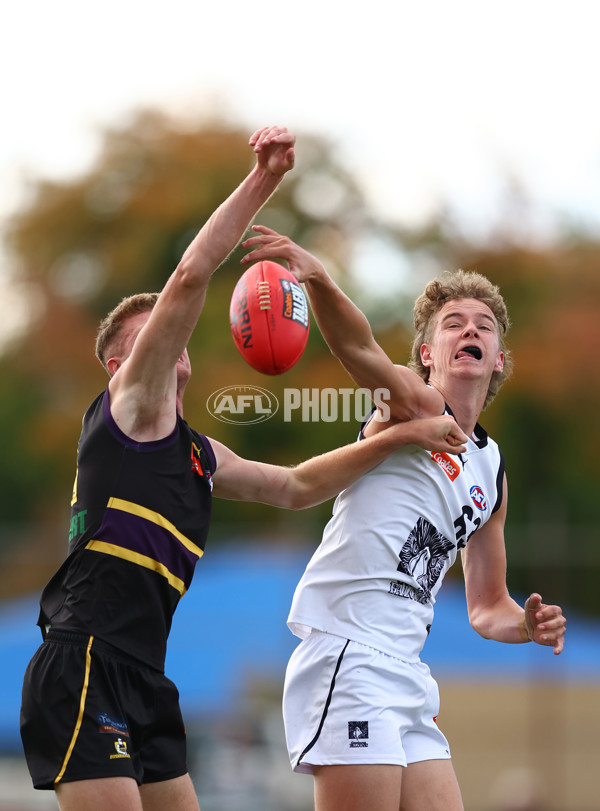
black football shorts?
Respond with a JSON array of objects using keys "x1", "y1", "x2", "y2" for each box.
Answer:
[{"x1": 20, "y1": 629, "x2": 189, "y2": 789}]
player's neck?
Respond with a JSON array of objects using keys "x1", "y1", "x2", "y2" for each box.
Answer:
[{"x1": 431, "y1": 378, "x2": 486, "y2": 437}]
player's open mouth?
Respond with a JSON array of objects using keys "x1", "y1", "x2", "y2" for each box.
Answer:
[{"x1": 456, "y1": 345, "x2": 482, "y2": 360}]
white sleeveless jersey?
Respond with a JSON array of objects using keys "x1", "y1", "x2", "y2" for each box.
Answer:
[{"x1": 288, "y1": 418, "x2": 505, "y2": 662}]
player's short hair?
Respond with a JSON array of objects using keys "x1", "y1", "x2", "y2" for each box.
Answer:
[
  {"x1": 95, "y1": 292, "x2": 160, "y2": 372},
  {"x1": 407, "y1": 270, "x2": 513, "y2": 409}
]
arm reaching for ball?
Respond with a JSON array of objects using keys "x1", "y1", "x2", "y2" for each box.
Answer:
[
  {"x1": 241, "y1": 225, "x2": 443, "y2": 421},
  {"x1": 210, "y1": 414, "x2": 468, "y2": 507}
]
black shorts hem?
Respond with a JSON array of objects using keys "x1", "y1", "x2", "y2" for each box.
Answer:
[
  {"x1": 32, "y1": 767, "x2": 189, "y2": 791},
  {"x1": 33, "y1": 767, "x2": 141, "y2": 791},
  {"x1": 141, "y1": 766, "x2": 190, "y2": 785}
]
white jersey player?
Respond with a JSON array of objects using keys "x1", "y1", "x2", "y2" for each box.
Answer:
[
  {"x1": 241, "y1": 225, "x2": 567, "y2": 811},
  {"x1": 288, "y1": 407, "x2": 504, "y2": 662}
]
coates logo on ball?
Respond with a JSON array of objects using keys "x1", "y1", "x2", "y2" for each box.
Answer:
[{"x1": 229, "y1": 260, "x2": 310, "y2": 375}]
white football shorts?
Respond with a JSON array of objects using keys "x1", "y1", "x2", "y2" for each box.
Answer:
[{"x1": 283, "y1": 630, "x2": 451, "y2": 773}]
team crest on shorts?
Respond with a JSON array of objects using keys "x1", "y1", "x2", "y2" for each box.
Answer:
[
  {"x1": 348, "y1": 721, "x2": 369, "y2": 748},
  {"x1": 109, "y1": 737, "x2": 131, "y2": 760}
]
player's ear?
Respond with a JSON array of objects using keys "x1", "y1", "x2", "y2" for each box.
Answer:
[
  {"x1": 106, "y1": 357, "x2": 121, "y2": 377},
  {"x1": 420, "y1": 343, "x2": 433, "y2": 368},
  {"x1": 494, "y1": 351, "x2": 504, "y2": 373}
]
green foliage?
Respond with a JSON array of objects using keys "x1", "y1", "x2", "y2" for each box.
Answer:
[
  {"x1": 1, "y1": 110, "x2": 599, "y2": 615},
  {"x1": 0, "y1": 111, "x2": 374, "y2": 592}
]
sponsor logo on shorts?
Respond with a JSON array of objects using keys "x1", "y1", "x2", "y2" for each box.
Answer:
[
  {"x1": 109, "y1": 738, "x2": 131, "y2": 760},
  {"x1": 98, "y1": 712, "x2": 130, "y2": 737},
  {"x1": 348, "y1": 721, "x2": 369, "y2": 748},
  {"x1": 430, "y1": 451, "x2": 460, "y2": 481}
]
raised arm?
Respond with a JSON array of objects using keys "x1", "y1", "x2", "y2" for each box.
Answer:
[
  {"x1": 241, "y1": 226, "x2": 442, "y2": 421},
  {"x1": 211, "y1": 414, "x2": 468, "y2": 508},
  {"x1": 108, "y1": 128, "x2": 295, "y2": 434},
  {"x1": 462, "y1": 478, "x2": 566, "y2": 654}
]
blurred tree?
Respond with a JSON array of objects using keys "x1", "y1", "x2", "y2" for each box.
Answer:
[
  {"x1": 1, "y1": 111, "x2": 599, "y2": 618},
  {"x1": 386, "y1": 221, "x2": 600, "y2": 614},
  {"x1": 0, "y1": 111, "x2": 385, "y2": 594},
  {"x1": 454, "y1": 241, "x2": 600, "y2": 614}
]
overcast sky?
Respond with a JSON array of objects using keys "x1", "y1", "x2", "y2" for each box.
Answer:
[{"x1": 3, "y1": 0, "x2": 599, "y2": 235}]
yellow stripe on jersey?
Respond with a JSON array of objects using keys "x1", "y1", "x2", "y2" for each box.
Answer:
[
  {"x1": 106, "y1": 497, "x2": 204, "y2": 559},
  {"x1": 85, "y1": 540, "x2": 187, "y2": 596},
  {"x1": 55, "y1": 635, "x2": 94, "y2": 784},
  {"x1": 70, "y1": 468, "x2": 78, "y2": 507}
]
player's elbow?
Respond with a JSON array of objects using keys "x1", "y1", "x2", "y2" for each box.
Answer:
[
  {"x1": 283, "y1": 477, "x2": 323, "y2": 511},
  {"x1": 330, "y1": 338, "x2": 375, "y2": 365},
  {"x1": 285, "y1": 489, "x2": 318, "y2": 511},
  {"x1": 172, "y1": 255, "x2": 211, "y2": 295},
  {"x1": 468, "y1": 606, "x2": 493, "y2": 640},
  {"x1": 173, "y1": 259, "x2": 197, "y2": 289},
  {"x1": 470, "y1": 620, "x2": 492, "y2": 640}
]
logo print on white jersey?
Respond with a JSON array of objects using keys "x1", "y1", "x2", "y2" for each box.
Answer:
[
  {"x1": 430, "y1": 451, "x2": 461, "y2": 481},
  {"x1": 470, "y1": 485, "x2": 487, "y2": 511},
  {"x1": 396, "y1": 517, "x2": 454, "y2": 604}
]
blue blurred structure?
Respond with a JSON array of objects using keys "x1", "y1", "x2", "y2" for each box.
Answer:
[{"x1": 1, "y1": 543, "x2": 598, "y2": 751}]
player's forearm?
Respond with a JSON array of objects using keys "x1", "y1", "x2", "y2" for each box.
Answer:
[
  {"x1": 178, "y1": 165, "x2": 283, "y2": 287},
  {"x1": 304, "y1": 271, "x2": 378, "y2": 362},
  {"x1": 284, "y1": 423, "x2": 416, "y2": 509},
  {"x1": 469, "y1": 597, "x2": 530, "y2": 645},
  {"x1": 303, "y1": 271, "x2": 421, "y2": 410}
]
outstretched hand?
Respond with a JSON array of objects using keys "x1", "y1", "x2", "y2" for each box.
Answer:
[
  {"x1": 523, "y1": 593, "x2": 566, "y2": 654},
  {"x1": 249, "y1": 128, "x2": 295, "y2": 177},
  {"x1": 241, "y1": 225, "x2": 322, "y2": 279}
]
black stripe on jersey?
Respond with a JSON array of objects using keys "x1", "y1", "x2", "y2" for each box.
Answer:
[
  {"x1": 296, "y1": 638, "x2": 350, "y2": 770},
  {"x1": 492, "y1": 450, "x2": 505, "y2": 514}
]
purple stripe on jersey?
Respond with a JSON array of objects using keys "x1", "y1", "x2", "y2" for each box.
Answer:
[
  {"x1": 102, "y1": 389, "x2": 179, "y2": 451},
  {"x1": 94, "y1": 507, "x2": 201, "y2": 589}
]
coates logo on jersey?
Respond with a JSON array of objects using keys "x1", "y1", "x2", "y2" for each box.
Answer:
[
  {"x1": 430, "y1": 451, "x2": 460, "y2": 482},
  {"x1": 470, "y1": 485, "x2": 487, "y2": 511}
]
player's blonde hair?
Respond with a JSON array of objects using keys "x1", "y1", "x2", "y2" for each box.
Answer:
[
  {"x1": 407, "y1": 270, "x2": 513, "y2": 409},
  {"x1": 95, "y1": 292, "x2": 159, "y2": 372}
]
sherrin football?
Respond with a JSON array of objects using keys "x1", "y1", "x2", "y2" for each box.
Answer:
[{"x1": 230, "y1": 261, "x2": 310, "y2": 375}]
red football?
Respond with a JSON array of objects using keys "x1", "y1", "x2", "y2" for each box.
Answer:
[{"x1": 230, "y1": 261, "x2": 310, "y2": 375}]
